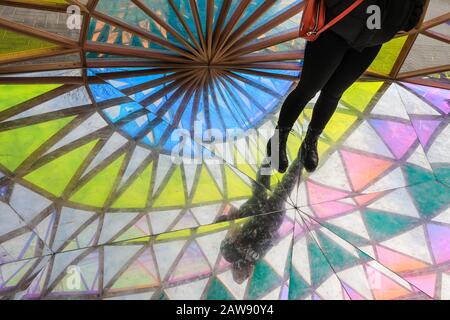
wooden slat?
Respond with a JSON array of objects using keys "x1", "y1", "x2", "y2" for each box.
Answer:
[
  {"x1": 84, "y1": 41, "x2": 189, "y2": 63},
  {"x1": 168, "y1": 0, "x2": 204, "y2": 58},
  {"x1": 400, "y1": 76, "x2": 450, "y2": 90},
  {"x1": 229, "y1": 3, "x2": 303, "y2": 56},
  {"x1": 0, "y1": 17, "x2": 78, "y2": 48},
  {"x1": 397, "y1": 64, "x2": 450, "y2": 79},
  {"x1": 90, "y1": 11, "x2": 200, "y2": 62},
  {"x1": 213, "y1": 0, "x2": 277, "y2": 63},
  {"x1": 211, "y1": 0, "x2": 252, "y2": 63},
  {"x1": 223, "y1": 28, "x2": 300, "y2": 61},
  {"x1": 189, "y1": 0, "x2": 207, "y2": 56},
  {"x1": 131, "y1": 0, "x2": 204, "y2": 60}
]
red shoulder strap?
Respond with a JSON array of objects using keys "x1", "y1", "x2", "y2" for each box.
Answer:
[{"x1": 317, "y1": 0, "x2": 365, "y2": 36}]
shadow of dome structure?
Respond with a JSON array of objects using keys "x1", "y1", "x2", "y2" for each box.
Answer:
[{"x1": 0, "y1": 0, "x2": 448, "y2": 300}]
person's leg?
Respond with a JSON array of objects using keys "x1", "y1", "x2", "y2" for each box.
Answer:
[
  {"x1": 309, "y1": 44, "x2": 383, "y2": 131},
  {"x1": 277, "y1": 31, "x2": 350, "y2": 129},
  {"x1": 269, "y1": 30, "x2": 350, "y2": 173},
  {"x1": 301, "y1": 44, "x2": 383, "y2": 173}
]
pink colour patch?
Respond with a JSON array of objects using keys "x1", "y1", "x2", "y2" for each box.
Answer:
[
  {"x1": 376, "y1": 246, "x2": 429, "y2": 273},
  {"x1": 307, "y1": 181, "x2": 350, "y2": 204},
  {"x1": 405, "y1": 273, "x2": 437, "y2": 298},
  {"x1": 312, "y1": 201, "x2": 355, "y2": 219},
  {"x1": 341, "y1": 150, "x2": 393, "y2": 191},
  {"x1": 343, "y1": 283, "x2": 366, "y2": 300},
  {"x1": 354, "y1": 192, "x2": 384, "y2": 206},
  {"x1": 410, "y1": 117, "x2": 441, "y2": 147},
  {"x1": 371, "y1": 119, "x2": 417, "y2": 159},
  {"x1": 365, "y1": 264, "x2": 412, "y2": 300}
]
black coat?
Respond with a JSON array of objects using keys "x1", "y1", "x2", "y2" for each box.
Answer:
[{"x1": 325, "y1": 0, "x2": 425, "y2": 50}]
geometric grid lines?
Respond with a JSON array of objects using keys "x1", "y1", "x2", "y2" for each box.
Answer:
[{"x1": 0, "y1": 0, "x2": 449, "y2": 300}]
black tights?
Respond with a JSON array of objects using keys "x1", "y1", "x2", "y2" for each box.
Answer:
[{"x1": 278, "y1": 30, "x2": 382, "y2": 131}]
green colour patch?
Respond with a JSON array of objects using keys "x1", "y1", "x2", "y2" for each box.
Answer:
[
  {"x1": 403, "y1": 163, "x2": 435, "y2": 186},
  {"x1": 364, "y1": 209, "x2": 420, "y2": 242},
  {"x1": 206, "y1": 278, "x2": 234, "y2": 300},
  {"x1": 152, "y1": 166, "x2": 186, "y2": 208},
  {"x1": 308, "y1": 237, "x2": 333, "y2": 287},
  {"x1": 247, "y1": 261, "x2": 281, "y2": 300},
  {"x1": 24, "y1": 140, "x2": 98, "y2": 197},
  {"x1": 409, "y1": 180, "x2": 450, "y2": 219},
  {"x1": 316, "y1": 231, "x2": 360, "y2": 271},
  {"x1": 112, "y1": 162, "x2": 154, "y2": 208},
  {"x1": 288, "y1": 270, "x2": 310, "y2": 300},
  {"x1": 192, "y1": 166, "x2": 223, "y2": 204},
  {"x1": 433, "y1": 166, "x2": 450, "y2": 187},
  {"x1": 0, "y1": 116, "x2": 75, "y2": 171},
  {"x1": 323, "y1": 222, "x2": 371, "y2": 247},
  {"x1": 70, "y1": 154, "x2": 126, "y2": 208},
  {"x1": 0, "y1": 84, "x2": 61, "y2": 113},
  {"x1": 369, "y1": 36, "x2": 407, "y2": 75}
]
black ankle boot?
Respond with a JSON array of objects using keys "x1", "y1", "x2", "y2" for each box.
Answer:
[
  {"x1": 266, "y1": 126, "x2": 291, "y2": 174},
  {"x1": 300, "y1": 127, "x2": 322, "y2": 173}
]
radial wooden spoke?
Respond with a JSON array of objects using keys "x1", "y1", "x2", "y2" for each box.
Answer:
[
  {"x1": 219, "y1": 62, "x2": 302, "y2": 71},
  {"x1": 224, "y1": 70, "x2": 283, "y2": 98},
  {"x1": 139, "y1": 71, "x2": 199, "y2": 107},
  {"x1": 208, "y1": 68, "x2": 242, "y2": 127},
  {"x1": 211, "y1": 0, "x2": 232, "y2": 53},
  {"x1": 229, "y1": 67, "x2": 299, "y2": 82},
  {"x1": 221, "y1": 73, "x2": 266, "y2": 113},
  {"x1": 85, "y1": 59, "x2": 190, "y2": 69},
  {"x1": 121, "y1": 70, "x2": 193, "y2": 96},
  {"x1": 222, "y1": 28, "x2": 300, "y2": 61},
  {"x1": 211, "y1": 0, "x2": 252, "y2": 64},
  {"x1": 84, "y1": 42, "x2": 190, "y2": 63},
  {"x1": 188, "y1": 0, "x2": 207, "y2": 57},
  {"x1": 113, "y1": 108, "x2": 153, "y2": 128},
  {"x1": 131, "y1": 0, "x2": 204, "y2": 60},
  {"x1": 166, "y1": 76, "x2": 202, "y2": 131},
  {"x1": 155, "y1": 72, "x2": 201, "y2": 118},
  {"x1": 90, "y1": 68, "x2": 183, "y2": 80},
  {"x1": 214, "y1": 71, "x2": 252, "y2": 127},
  {"x1": 133, "y1": 118, "x2": 166, "y2": 141},
  {"x1": 214, "y1": 0, "x2": 277, "y2": 63},
  {"x1": 167, "y1": 0, "x2": 205, "y2": 59},
  {"x1": 222, "y1": 51, "x2": 304, "y2": 64},
  {"x1": 229, "y1": 3, "x2": 303, "y2": 54},
  {"x1": 90, "y1": 12, "x2": 200, "y2": 62},
  {"x1": 205, "y1": 0, "x2": 214, "y2": 60}
]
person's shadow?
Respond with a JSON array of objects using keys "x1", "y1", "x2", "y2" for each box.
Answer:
[{"x1": 216, "y1": 152, "x2": 304, "y2": 284}]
